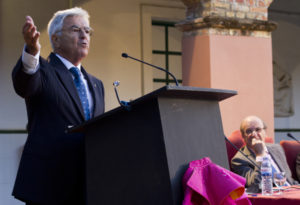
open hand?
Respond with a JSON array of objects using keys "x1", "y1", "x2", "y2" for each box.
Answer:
[{"x1": 22, "y1": 16, "x2": 41, "y2": 55}]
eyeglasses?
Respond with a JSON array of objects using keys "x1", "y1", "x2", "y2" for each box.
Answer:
[
  {"x1": 245, "y1": 127, "x2": 265, "y2": 135},
  {"x1": 58, "y1": 25, "x2": 94, "y2": 36}
]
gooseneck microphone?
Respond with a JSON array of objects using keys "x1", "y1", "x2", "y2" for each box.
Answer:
[
  {"x1": 113, "y1": 81, "x2": 131, "y2": 110},
  {"x1": 225, "y1": 136, "x2": 260, "y2": 169},
  {"x1": 113, "y1": 81, "x2": 122, "y2": 105},
  {"x1": 287, "y1": 133, "x2": 300, "y2": 144},
  {"x1": 121, "y1": 53, "x2": 179, "y2": 86}
]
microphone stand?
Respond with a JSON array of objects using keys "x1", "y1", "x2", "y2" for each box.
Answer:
[
  {"x1": 225, "y1": 136, "x2": 260, "y2": 169},
  {"x1": 122, "y1": 53, "x2": 179, "y2": 86},
  {"x1": 287, "y1": 133, "x2": 300, "y2": 144},
  {"x1": 113, "y1": 81, "x2": 131, "y2": 111}
]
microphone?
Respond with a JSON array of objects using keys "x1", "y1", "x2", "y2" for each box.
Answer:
[
  {"x1": 225, "y1": 136, "x2": 260, "y2": 169},
  {"x1": 113, "y1": 81, "x2": 131, "y2": 110},
  {"x1": 287, "y1": 133, "x2": 300, "y2": 144},
  {"x1": 121, "y1": 53, "x2": 179, "y2": 86}
]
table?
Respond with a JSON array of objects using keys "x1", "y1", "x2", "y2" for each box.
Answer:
[{"x1": 248, "y1": 186, "x2": 300, "y2": 205}]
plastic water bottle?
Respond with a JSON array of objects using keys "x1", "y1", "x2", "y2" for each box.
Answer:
[{"x1": 261, "y1": 156, "x2": 273, "y2": 195}]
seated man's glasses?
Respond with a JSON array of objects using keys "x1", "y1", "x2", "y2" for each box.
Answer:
[{"x1": 245, "y1": 127, "x2": 265, "y2": 135}]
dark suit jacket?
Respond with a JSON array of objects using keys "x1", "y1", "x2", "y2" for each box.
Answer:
[
  {"x1": 11, "y1": 53, "x2": 105, "y2": 205},
  {"x1": 231, "y1": 144, "x2": 298, "y2": 189}
]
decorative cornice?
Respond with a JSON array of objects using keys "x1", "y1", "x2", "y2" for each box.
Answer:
[{"x1": 176, "y1": 16, "x2": 277, "y2": 32}]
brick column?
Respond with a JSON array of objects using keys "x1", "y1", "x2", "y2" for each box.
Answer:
[{"x1": 177, "y1": 0, "x2": 276, "y2": 138}]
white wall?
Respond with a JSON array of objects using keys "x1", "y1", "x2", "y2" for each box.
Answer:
[
  {"x1": 270, "y1": 10, "x2": 300, "y2": 142},
  {"x1": 274, "y1": 65, "x2": 300, "y2": 143}
]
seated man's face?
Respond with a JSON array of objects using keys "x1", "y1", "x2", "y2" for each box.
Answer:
[{"x1": 241, "y1": 117, "x2": 266, "y2": 150}]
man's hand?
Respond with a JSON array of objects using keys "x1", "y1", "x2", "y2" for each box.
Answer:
[
  {"x1": 251, "y1": 138, "x2": 266, "y2": 156},
  {"x1": 23, "y1": 16, "x2": 41, "y2": 56}
]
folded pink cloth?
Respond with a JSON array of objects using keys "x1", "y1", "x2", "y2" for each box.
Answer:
[{"x1": 182, "y1": 157, "x2": 251, "y2": 205}]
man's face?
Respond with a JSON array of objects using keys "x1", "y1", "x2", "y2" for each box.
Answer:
[
  {"x1": 53, "y1": 15, "x2": 91, "y2": 65},
  {"x1": 241, "y1": 118, "x2": 266, "y2": 149}
]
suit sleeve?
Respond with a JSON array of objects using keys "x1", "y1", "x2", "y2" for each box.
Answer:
[
  {"x1": 231, "y1": 151, "x2": 262, "y2": 188},
  {"x1": 12, "y1": 57, "x2": 43, "y2": 98}
]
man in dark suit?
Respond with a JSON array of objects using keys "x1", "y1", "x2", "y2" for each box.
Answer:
[
  {"x1": 231, "y1": 116, "x2": 298, "y2": 190},
  {"x1": 12, "y1": 7, "x2": 104, "y2": 205}
]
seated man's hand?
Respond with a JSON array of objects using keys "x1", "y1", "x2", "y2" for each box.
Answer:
[{"x1": 251, "y1": 138, "x2": 266, "y2": 156}]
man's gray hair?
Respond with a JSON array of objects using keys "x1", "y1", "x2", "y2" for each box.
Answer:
[{"x1": 47, "y1": 7, "x2": 90, "y2": 49}]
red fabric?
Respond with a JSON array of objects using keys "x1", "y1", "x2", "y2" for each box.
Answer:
[
  {"x1": 248, "y1": 186, "x2": 300, "y2": 205},
  {"x1": 226, "y1": 130, "x2": 274, "y2": 170},
  {"x1": 280, "y1": 140, "x2": 300, "y2": 180},
  {"x1": 226, "y1": 130, "x2": 246, "y2": 168}
]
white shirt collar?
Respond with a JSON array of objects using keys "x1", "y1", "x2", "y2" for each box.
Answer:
[{"x1": 55, "y1": 53, "x2": 81, "y2": 71}]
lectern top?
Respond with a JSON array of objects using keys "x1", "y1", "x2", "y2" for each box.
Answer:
[
  {"x1": 69, "y1": 86, "x2": 237, "y2": 133},
  {"x1": 138, "y1": 85, "x2": 237, "y2": 102}
]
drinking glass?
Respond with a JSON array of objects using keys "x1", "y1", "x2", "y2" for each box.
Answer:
[{"x1": 273, "y1": 172, "x2": 286, "y2": 195}]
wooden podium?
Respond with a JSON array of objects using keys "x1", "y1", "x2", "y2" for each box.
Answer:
[{"x1": 72, "y1": 86, "x2": 236, "y2": 205}]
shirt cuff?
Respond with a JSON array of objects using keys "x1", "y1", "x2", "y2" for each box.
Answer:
[{"x1": 21, "y1": 45, "x2": 40, "y2": 74}]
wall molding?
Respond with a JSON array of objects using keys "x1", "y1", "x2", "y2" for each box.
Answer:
[{"x1": 0, "y1": 129, "x2": 27, "y2": 134}]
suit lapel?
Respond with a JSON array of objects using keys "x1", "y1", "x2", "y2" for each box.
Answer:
[
  {"x1": 267, "y1": 145, "x2": 286, "y2": 172},
  {"x1": 243, "y1": 146, "x2": 255, "y2": 159},
  {"x1": 267, "y1": 144, "x2": 294, "y2": 184},
  {"x1": 48, "y1": 53, "x2": 85, "y2": 120},
  {"x1": 242, "y1": 146, "x2": 257, "y2": 168}
]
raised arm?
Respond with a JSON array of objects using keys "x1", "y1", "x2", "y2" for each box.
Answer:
[
  {"x1": 12, "y1": 16, "x2": 42, "y2": 98},
  {"x1": 23, "y1": 16, "x2": 41, "y2": 55}
]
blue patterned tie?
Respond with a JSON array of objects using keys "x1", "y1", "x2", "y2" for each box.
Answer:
[{"x1": 69, "y1": 67, "x2": 90, "y2": 120}]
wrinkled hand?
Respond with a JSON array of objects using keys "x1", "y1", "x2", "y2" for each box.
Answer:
[
  {"x1": 251, "y1": 138, "x2": 266, "y2": 156},
  {"x1": 22, "y1": 16, "x2": 41, "y2": 55}
]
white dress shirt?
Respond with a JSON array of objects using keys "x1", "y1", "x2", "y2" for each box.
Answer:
[{"x1": 21, "y1": 47, "x2": 93, "y2": 117}]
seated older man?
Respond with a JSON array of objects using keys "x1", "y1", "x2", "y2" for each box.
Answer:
[{"x1": 231, "y1": 116, "x2": 298, "y2": 190}]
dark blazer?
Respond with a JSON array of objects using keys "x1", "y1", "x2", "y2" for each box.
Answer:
[
  {"x1": 231, "y1": 144, "x2": 298, "y2": 189},
  {"x1": 11, "y1": 53, "x2": 105, "y2": 205}
]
